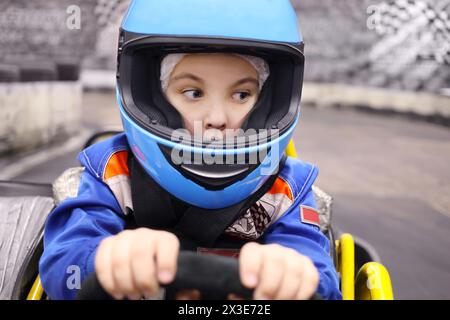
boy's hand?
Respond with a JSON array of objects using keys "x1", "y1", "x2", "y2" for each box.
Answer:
[
  {"x1": 94, "y1": 228, "x2": 179, "y2": 300},
  {"x1": 239, "y1": 242, "x2": 319, "y2": 300}
]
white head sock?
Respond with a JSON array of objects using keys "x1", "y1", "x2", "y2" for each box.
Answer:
[{"x1": 160, "y1": 53, "x2": 270, "y2": 92}]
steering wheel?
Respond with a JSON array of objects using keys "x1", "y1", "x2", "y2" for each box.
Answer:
[{"x1": 77, "y1": 251, "x2": 322, "y2": 300}]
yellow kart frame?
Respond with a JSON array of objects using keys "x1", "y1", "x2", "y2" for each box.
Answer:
[
  {"x1": 287, "y1": 140, "x2": 394, "y2": 300},
  {"x1": 25, "y1": 139, "x2": 394, "y2": 300}
]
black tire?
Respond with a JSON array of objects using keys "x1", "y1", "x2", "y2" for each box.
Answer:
[
  {"x1": 0, "y1": 181, "x2": 53, "y2": 198},
  {"x1": 56, "y1": 59, "x2": 81, "y2": 81},
  {"x1": 0, "y1": 64, "x2": 20, "y2": 83},
  {"x1": 0, "y1": 196, "x2": 54, "y2": 299},
  {"x1": 84, "y1": 131, "x2": 123, "y2": 149},
  {"x1": 19, "y1": 61, "x2": 57, "y2": 82}
]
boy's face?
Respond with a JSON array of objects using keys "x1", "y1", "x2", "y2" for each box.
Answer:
[{"x1": 165, "y1": 53, "x2": 260, "y2": 142}]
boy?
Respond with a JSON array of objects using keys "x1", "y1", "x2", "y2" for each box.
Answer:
[{"x1": 39, "y1": 0, "x2": 341, "y2": 300}]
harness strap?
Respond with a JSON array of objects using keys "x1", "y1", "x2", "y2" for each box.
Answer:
[
  {"x1": 128, "y1": 153, "x2": 179, "y2": 229},
  {"x1": 128, "y1": 152, "x2": 286, "y2": 248}
]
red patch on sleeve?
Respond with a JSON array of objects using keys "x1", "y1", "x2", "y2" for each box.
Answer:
[{"x1": 300, "y1": 205, "x2": 320, "y2": 228}]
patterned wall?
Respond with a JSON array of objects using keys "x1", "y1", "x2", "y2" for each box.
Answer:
[
  {"x1": 293, "y1": 0, "x2": 450, "y2": 92},
  {"x1": 0, "y1": 0, "x2": 449, "y2": 92}
]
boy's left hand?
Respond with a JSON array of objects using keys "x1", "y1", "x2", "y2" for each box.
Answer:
[{"x1": 239, "y1": 242, "x2": 319, "y2": 300}]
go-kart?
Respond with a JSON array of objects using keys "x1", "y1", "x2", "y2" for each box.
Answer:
[{"x1": 0, "y1": 131, "x2": 394, "y2": 300}]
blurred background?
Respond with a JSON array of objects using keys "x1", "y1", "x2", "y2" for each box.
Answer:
[{"x1": 0, "y1": 0, "x2": 449, "y2": 299}]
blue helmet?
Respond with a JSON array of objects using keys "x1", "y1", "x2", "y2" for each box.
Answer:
[{"x1": 117, "y1": 0, "x2": 305, "y2": 209}]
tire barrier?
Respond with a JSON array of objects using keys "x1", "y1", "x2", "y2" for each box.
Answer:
[
  {"x1": 18, "y1": 61, "x2": 58, "y2": 82},
  {"x1": 56, "y1": 59, "x2": 81, "y2": 82},
  {"x1": 0, "y1": 64, "x2": 20, "y2": 83}
]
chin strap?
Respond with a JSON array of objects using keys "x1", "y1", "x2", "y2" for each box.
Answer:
[{"x1": 127, "y1": 152, "x2": 286, "y2": 249}]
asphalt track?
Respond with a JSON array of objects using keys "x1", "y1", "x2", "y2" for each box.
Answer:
[
  {"x1": 294, "y1": 105, "x2": 450, "y2": 299},
  {"x1": 10, "y1": 93, "x2": 450, "y2": 299}
]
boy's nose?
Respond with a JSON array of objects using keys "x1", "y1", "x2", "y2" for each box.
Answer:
[
  {"x1": 205, "y1": 121, "x2": 226, "y2": 131},
  {"x1": 204, "y1": 106, "x2": 227, "y2": 131}
]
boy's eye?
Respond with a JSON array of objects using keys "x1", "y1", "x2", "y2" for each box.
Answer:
[
  {"x1": 182, "y1": 89, "x2": 203, "y2": 100},
  {"x1": 232, "y1": 91, "x2": 251, "y2": 103}
]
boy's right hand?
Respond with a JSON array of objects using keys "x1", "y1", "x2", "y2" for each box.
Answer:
[{"x1": 94, "y1": 228, "x2": 180, "y2": 300}]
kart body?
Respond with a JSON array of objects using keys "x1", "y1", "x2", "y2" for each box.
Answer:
[{"x1": 0, "y1": 132, "x2": 394, "y2": 300}]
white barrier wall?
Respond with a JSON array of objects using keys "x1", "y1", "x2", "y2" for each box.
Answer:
[
  {"x1": 0, "y1": 82, "x2": 82, "y2": 154},
  {"x1": 302, "y1": 83, "x2": 450, "y2": 119}
]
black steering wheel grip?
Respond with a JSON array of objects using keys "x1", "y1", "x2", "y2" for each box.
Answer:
[{"x1": 77, "y1": 251, "x2": 322, "y2": 300}]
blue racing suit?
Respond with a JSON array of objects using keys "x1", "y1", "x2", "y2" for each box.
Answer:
[{"x1": 39, "y1": 133, "x2": 341, "y2": 300}]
